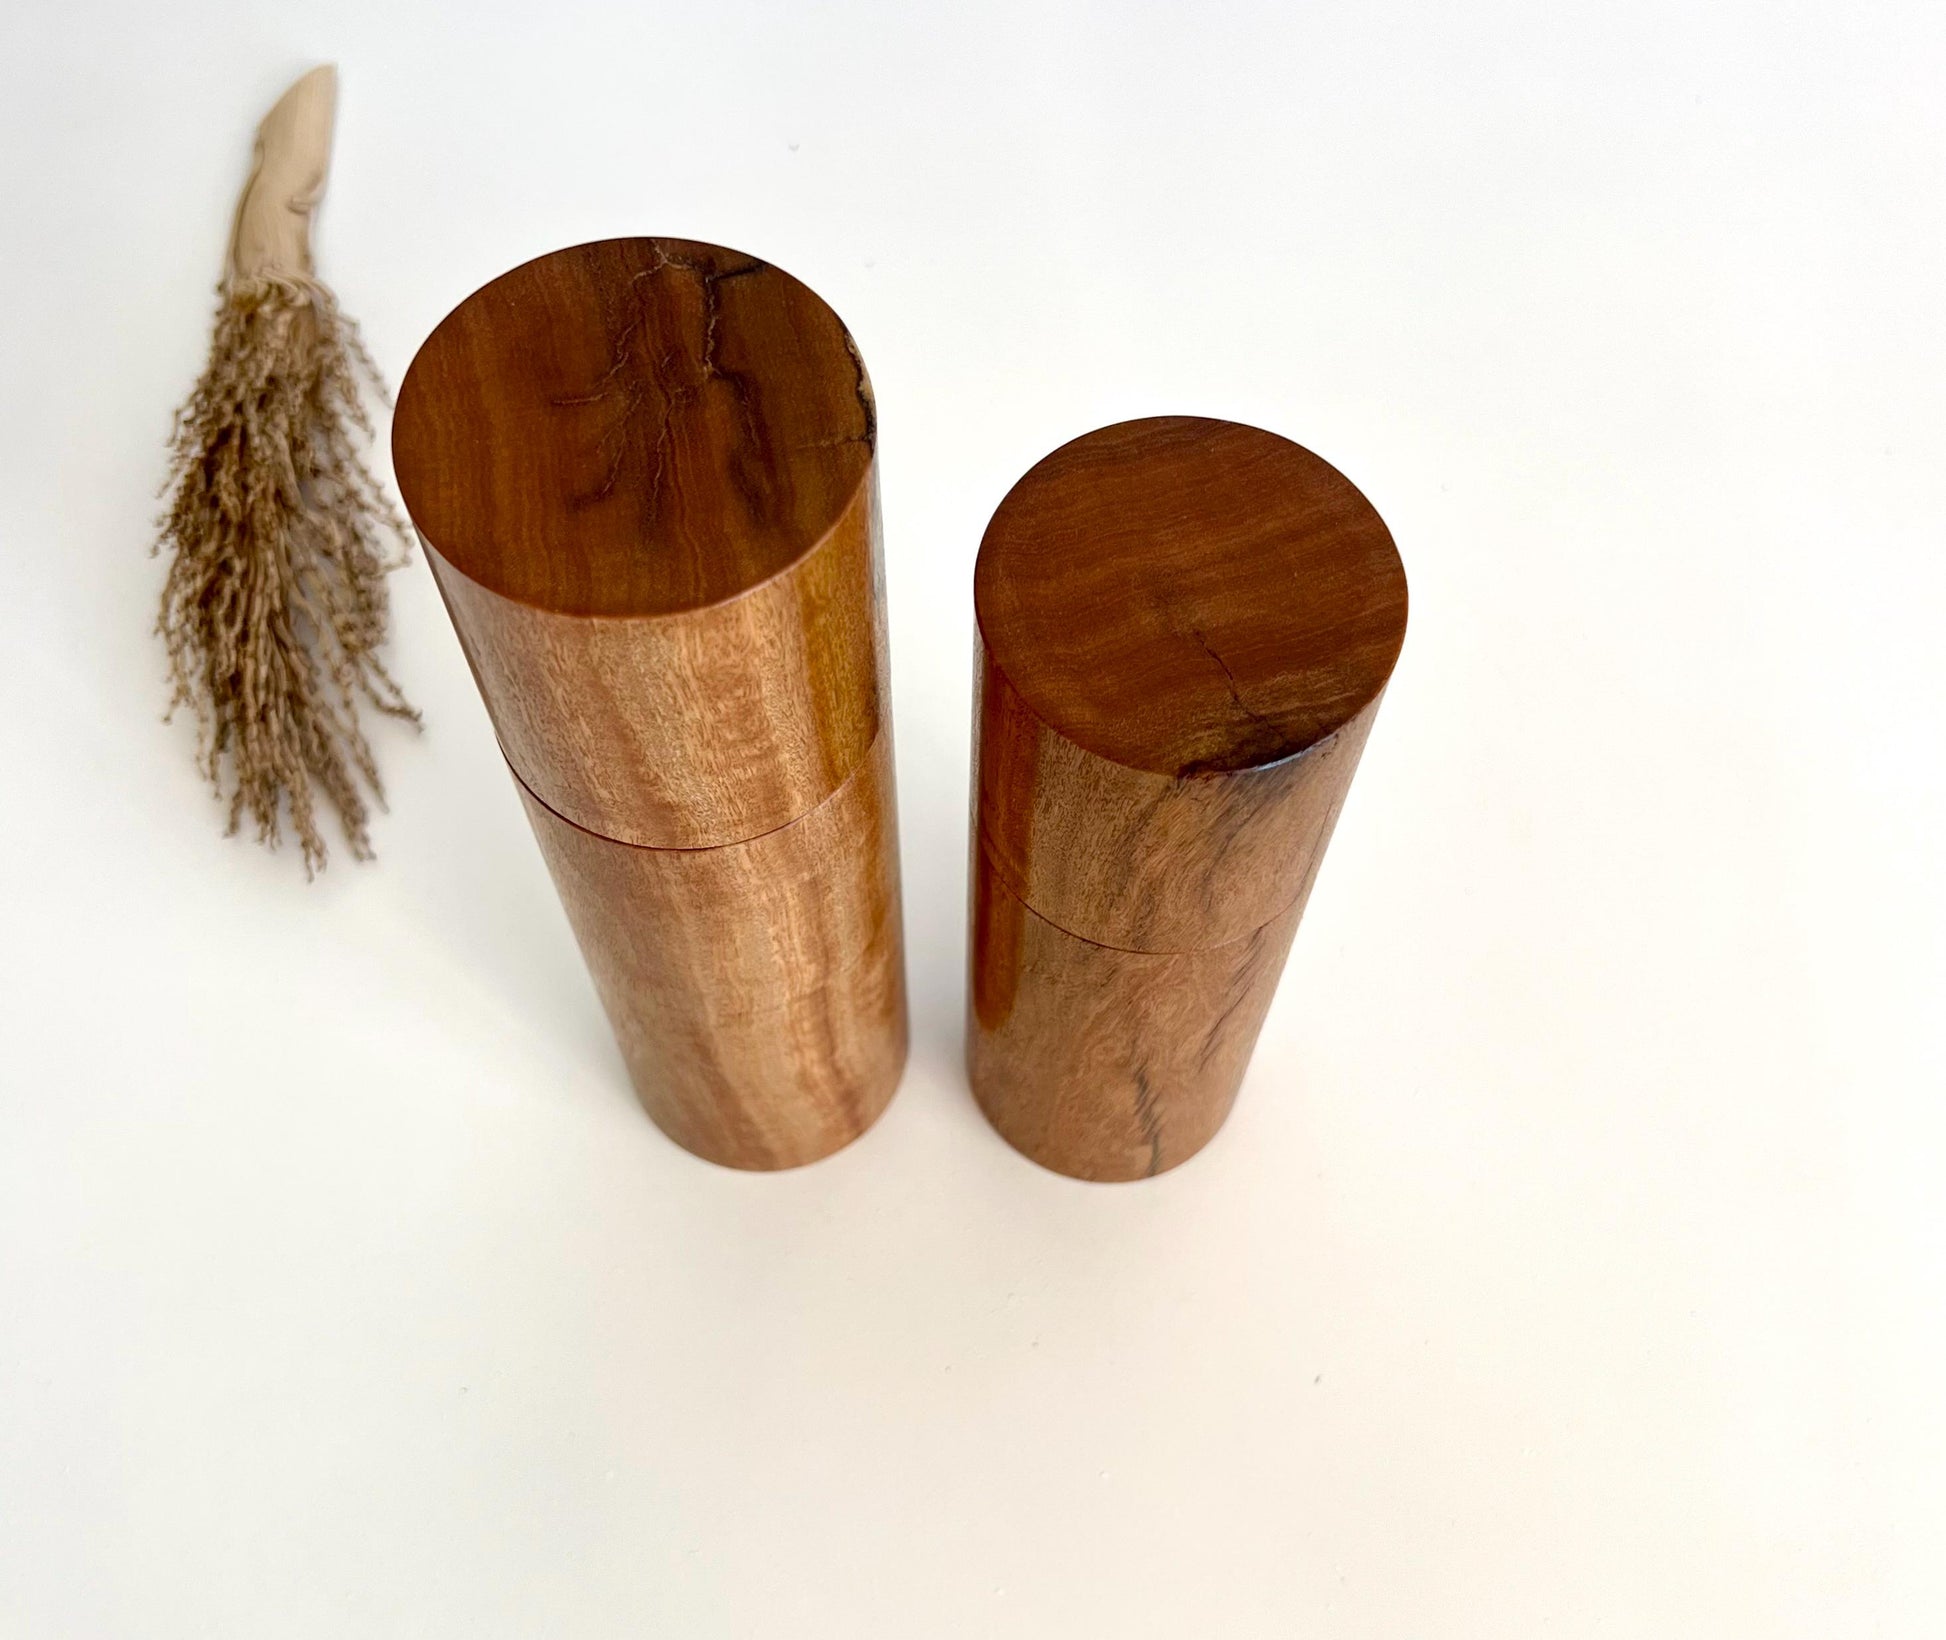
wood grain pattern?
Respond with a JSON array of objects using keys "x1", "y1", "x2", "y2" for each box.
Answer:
[
  {"x1": 519, "y1": 732, "x2": 906, "y2": 1170},
  {"x1": 976, "y1": 645, "x2": 1380, "y2": 951},
  {"x1": 973, "y1": 416, "x2": 1406, "y2": 951},
  {"x1": 395, "y1": 239, "x2": 884, "y2": 847},
  {"x1": 395, "y1": 239, "x2": 906, "y2": 1167},
  {"x1": 967, "y1": 832, "x2": 1302, "y2": 1182},
  {"x1": 967, "y1": 417, "x2": 1406, "y2": 1180}
]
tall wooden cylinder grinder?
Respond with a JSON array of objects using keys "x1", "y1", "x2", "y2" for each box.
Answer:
[
  {"x1": 394, "y1": 239, "x2": 906, "y2": 1170},
  {"x1": 968, "y1": 417, "x2": 1407, "y2": 1181}
]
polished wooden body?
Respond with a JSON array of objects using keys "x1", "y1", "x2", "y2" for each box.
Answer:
[
  {"x1": 397, "y1": 238, "x2": 885, "y2": 849},
  {"x1": 395, "y1": 239, "x2": 905, "y2": 1167},
  {"x1": 521, "y1": 733, "x2": 905, "y2": 1169},
  {"x1": 970, "y1": 836, "x2": 1303, "y2": 1181},
  {"x1": 425, "y1": 481, "x2": 881, "y2": 848},
  {"x1": 968, "y1": 417, "x2": 1406, "y2": 1181}
]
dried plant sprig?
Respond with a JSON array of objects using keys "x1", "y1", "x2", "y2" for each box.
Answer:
[
  {"x1": 155, "y1": 65, "x2": 417, "y2": 875},
  {"x1": 158, "y1": 274, "x2": 418, "y2": 872}
]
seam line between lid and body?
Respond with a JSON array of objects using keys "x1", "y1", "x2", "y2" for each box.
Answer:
[
  {"x1": 971, "y1": 821, "x2": 1303, "y2": 960},
  {"x1": 503, "y1": 727, "x2": 891, "y2": 856}
]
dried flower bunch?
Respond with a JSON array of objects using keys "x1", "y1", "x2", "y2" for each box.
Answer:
[{"x1": 156, "y1": 66, "x2": 417, "y2": 874}]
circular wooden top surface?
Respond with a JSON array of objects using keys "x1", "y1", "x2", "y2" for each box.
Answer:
[
  {"x1": 975, "y1": 417, "x2": 1407, "y2": 777},
  {"x1": 393, "y1": 238, "x2": 874, "y2": 618}
]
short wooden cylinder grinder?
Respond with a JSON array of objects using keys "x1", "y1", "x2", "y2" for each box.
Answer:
[
  {"x1": 395, "y1": 239, "x2": 906, "y2": 1170},
  {"x1": 967, "y1": 416, "x2": 1406, "y2": 1181}
]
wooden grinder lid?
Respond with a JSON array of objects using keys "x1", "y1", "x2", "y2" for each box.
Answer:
[
  {"x1": 974, "y1": 416, "x2": 1408, "y2": 950},
  {"x1": 394, "y1": 238, "x2": 883, "y2": 848}
]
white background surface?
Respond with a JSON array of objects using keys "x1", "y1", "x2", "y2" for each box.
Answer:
[{"x1": 3, "y1": 1, "x2": 1943, "y2": 1633}]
